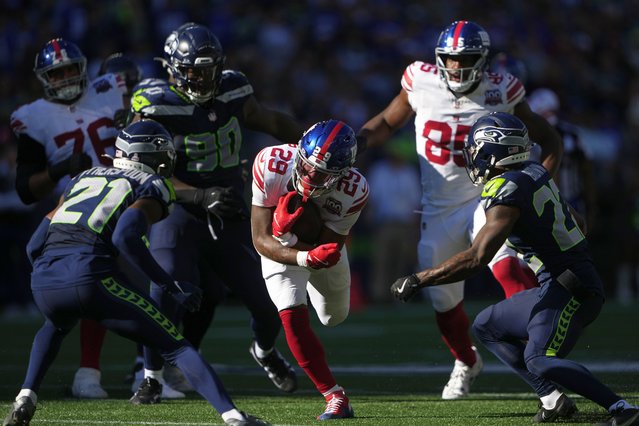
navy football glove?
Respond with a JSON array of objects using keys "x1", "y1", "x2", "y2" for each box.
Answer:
[
  {"x1": 167, "y1": 281, "x2": 203, "y2": 312},
  {"x1": 194, "y1": 186, "x2": 247, "y2": 219},
  {"x1": 390, "y1": 274, "x2": 422, "y2": 302}
]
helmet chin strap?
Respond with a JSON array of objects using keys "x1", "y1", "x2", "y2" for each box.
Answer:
[{"x1": 113, "y1": 158, "x2": 155, "y2": 175}]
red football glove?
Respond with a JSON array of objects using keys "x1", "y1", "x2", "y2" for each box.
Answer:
[
  {"x1": 272, "y1": 191, "x2": 304, "y2": 237},
  {"x1": 302, "y1": 243, "x2": 341, "y2": 269}
]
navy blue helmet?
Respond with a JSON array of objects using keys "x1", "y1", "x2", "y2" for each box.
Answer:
[
  {"x1": 463, "y1": 112, "x2": 531, "y2": 185},
  {"x1": 98, "y1": 53, "x2": 142, "y2": 95},
  {"x1": 435, "y1": 21, "x2": 491, "y2": 93},
  {"x1": 165, "y1": 24, "x2": 226, "y2": 104},
  {"x1": 114, "y1": 120, "x2": 176, "y2": 178},
  {"x1": 293, "y1": 120, "x2": 357, "y2": 199},
  {"x1": 34, "y1": 38, "x2": 87, "y2": 101}
]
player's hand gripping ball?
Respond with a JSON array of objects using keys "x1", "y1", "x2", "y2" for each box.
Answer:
[{"x1": 272, "y1": 192, "x2": 323, "y2": 245}]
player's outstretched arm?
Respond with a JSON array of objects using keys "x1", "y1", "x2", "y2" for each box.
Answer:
[
  {"x1": 514, "y1": 101, "x2": 563, "y2": 177},
  {"x1": 391, "y1": 204, "x2": 519, "y2": 302}
]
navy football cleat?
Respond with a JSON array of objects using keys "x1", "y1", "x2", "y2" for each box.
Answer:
[
  {"x1": 596, "y1": 407, "x2": 639, "y2": 426},
  {"x1": 533, "y1": 393, "x2": 578, "y2": 423},
  {"x1": 130, "y1": 377, "x2": 162, "y2": 405},
  {"x1": 3, "y1": 396, "x2": 36, "y2": 426},
  {"x1": 249, "y1": 341, "x2": 297, "y2": 393}
]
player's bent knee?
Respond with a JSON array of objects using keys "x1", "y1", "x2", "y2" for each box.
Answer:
[
  {"x1": 318, "y1": 307, "x2": 349, "y2": 327},
  {"x1": 471, "y1": 306, "x2": 495, "y2": 343}
]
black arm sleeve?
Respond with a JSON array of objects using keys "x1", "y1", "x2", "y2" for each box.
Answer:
[{"x1": 15, "y1": 133, "x2": 47, "y2": 205}]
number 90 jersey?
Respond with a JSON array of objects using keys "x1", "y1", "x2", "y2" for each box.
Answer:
[
  {"x1": 401, "y1": 61, "x2": 525, "y2": 210},
  {"x1": 252, "y1": 144, "x2": 369, "y2": 236},
  {"x1": 480, "y1": 162, "x2": 599, "y2": 295},
  {"x1": 45, "y1": 166, "x2": 175, "y2": 257},
  {"x1": 131, "y1": 70, "x2": 253, "y2": 188}
]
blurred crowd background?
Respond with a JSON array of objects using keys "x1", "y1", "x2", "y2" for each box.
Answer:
[{"x1": 2, "y1": 0, "x2": 639, "y2": 316}]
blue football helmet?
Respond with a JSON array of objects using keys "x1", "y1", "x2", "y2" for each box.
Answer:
[
  {"x1": 162, "y1": 22, "x2": 198, "y2": 63},
  {"x1": 113, "y1": 120, "x2": 176, "y2": 178},
  {"x1": 34, "y1": 38, "x2": 87, "y2": 102},
  {"x1": 293, "y1": 120, "x2": 357, "y2": 199},
  {"x1": 463, "y1": 112, "x2": 532, "y2": 185},
  {"x1": 98, "y1": 53, "x2": 142, "y2": 95},
  {"x1": 165, "y1": 24, "x2": 226, "y2": 104},
  {"x1": 435, "y1": 21, "x2": 491, "y2": 93}
]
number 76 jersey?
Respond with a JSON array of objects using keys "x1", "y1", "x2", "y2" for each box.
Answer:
[
  {"x1": 401, "y1": 61, "x2": 525, "y2": 210},
  {"x1": 252, "y1": 144, "x2": 369, "y2": 236}
]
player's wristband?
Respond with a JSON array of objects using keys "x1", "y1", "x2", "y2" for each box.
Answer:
[
  {"x1": 273, "y1": 232, "x2": 298, "y2": 247},
  {"x1": 296, "y1": 251, "x2": 309, "y2": 267}
]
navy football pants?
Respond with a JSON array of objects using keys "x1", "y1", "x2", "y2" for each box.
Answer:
[
  {"x1": 472, "y1": 283, "x2": 622, "y2": 409},
  {"x1": 24, "y1": 260, "x2": 235, "y2": 414},
  {"x1": 144, "y1": 204, "x2": 281, "y2": 370}
]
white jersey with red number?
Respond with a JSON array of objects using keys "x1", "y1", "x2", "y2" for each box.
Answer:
[
  {"x1": 401, "y1": 61, "x2": 525, "y2": 210},
  {"x1": 252, "y1": 143, "x2": 369, "y2": 236},
  {"x1": 11, "y1": 73, "x2": 125, "y2": 167}
]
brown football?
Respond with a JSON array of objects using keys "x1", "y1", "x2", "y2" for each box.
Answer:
[{"x1": 288, "y1": 193, "x2": 323, "y2": 244}]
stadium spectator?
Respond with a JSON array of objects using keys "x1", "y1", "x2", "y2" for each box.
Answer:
[
  {"x1": 251, "y1": 119, "x2": 367, "y2": 420},
  {"x1": 391, "y1": 112, "x2": 639, "y2": 425},
  {"x1": 128, "y1": 23, "x2": 303, "y2": 403},
  {"x1": 10, "y1": 38, "x2": 127, "y2": 399},
  {"x1": 357, "y1": 20, "x2": 562, "y2": 400},
  {"x1": 365, "y1": 136, "x2": 420, "y2": 303},
  {"x1": 3, "y1": 120, "x2": 269, "y2": 426}
]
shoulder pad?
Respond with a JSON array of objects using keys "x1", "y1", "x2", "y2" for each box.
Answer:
[{"x1": 217, "y1": 70, "x2": 254, "y2": 103}]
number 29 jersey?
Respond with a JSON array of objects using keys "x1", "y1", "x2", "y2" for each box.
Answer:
[
  {"x1": 252, "y1": 144, "x2": 369, "y2": 236},
  {"x1": 401, "y1": 62, "x2": 525, "y2": 210}
]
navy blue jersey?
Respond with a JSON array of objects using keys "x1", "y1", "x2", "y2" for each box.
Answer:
[
  {"x1": 131, "y1": 70, "x2": 252, "y2": 187},
  {"x1": 44, "y1": 166, "x2": 174, "y2": 258},
  {"x1": 480, "y1": 162, "x2": 596, "y2": 289}
]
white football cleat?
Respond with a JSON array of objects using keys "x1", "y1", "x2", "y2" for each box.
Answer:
[
  {"x1": 71, "y1": 367, "x2": 108, "y2": 399},
  {"x1": 441, "y1": 346, "x2": 483, "y2": 400}
]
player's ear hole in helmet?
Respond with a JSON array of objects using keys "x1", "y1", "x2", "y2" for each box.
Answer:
[
  {"x1": 435, "y1": 20, "x2": 490, "y2": 94},
  {"x1": 293, "y1": 119, "x2": 357, "y2": 199},
  {"x1": 113, "y1": 120, "x2": 177, "y2": 178},
  {"x1": 463, "y1": 112, "x2": 532, "y2": 185},
  {"x1": 34, "y1": 38, "x2": 88, "y2": 102},
  {"x1": 165, "y1": 24, "x2": 226, "y2": 105}
]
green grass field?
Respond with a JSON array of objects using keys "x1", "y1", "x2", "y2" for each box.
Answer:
[{"x1": 2, "y1": 300, "x2": 638, "y2": 425}]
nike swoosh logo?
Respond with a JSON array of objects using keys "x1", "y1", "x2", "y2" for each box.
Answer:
[{"x1": 397, "y1": 278, "x2": 411, "y2": 293}]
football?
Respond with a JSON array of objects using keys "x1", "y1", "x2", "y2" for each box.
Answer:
[{"x1": 288, "y1": 193, "x2": 323, "y2": 244}]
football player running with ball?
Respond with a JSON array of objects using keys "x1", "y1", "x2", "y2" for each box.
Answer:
[
  {"x1": 3, "y1": 120, "x2": 269, "y2": 426},
  {"x1": 251, "y1": 120, "x2": 368, "y2": 420},
  {"x1": 391, "y1": 112, "x2": 639, "y2": 425},
  {"x1": 357, "y1": 20, "x2": 563, "y2": 401}
]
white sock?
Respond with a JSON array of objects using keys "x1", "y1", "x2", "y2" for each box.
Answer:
[
  {"x1": 608, "y1": 400, "x2": 634, "y2": 413},
  {"x1": 540, "y1": 390, "x2": 562, "y2": 409},
  {"x1": 322, "y1": 385, "x2": 343, "y2": 398},
  {"x1": 17, "y1": 389, "x2": 37, "y2": 405},
  {"x1": 253, "y1": 342, "x2": 273, "y2": 359},
  {"x1": 145, "y1": 368, "x2": 164, "y2": 382},
  {"x1": 221, "y1": 409, "x2": 246, "y2": 422}
]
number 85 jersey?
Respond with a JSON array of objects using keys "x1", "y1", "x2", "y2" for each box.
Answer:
[
  {"x1": 252, "y1": 144, "x2": 369, "y2": 236},
  {"x1": 402, "y1": 61, "x2": 525, "y2": 210}
]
